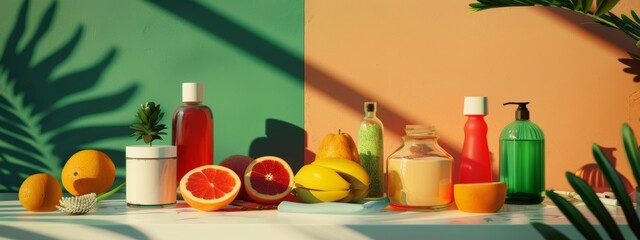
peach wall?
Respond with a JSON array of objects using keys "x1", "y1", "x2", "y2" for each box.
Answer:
[{"x1": 305, "y1": 1, "x2": 640, "y2": 192}]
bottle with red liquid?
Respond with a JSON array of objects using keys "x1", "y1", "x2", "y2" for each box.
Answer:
[
  {"x1": 459, "y1": 96, "x2": 492, "y2": 183},
  {"x1": 173, "y1": 82, "x2": 213, "y2": 183}
]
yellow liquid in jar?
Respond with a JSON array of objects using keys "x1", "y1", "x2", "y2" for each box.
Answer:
[{"x1": 388, "y1": 156, "x2": 452, "y2": 210}]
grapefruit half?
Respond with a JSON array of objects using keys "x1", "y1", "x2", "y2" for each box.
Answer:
[
  {"x1": 244, "y1": 156, "x2": 294, "y2": 204},
  {"x1": 179, "y1": 165, "x2": 240, "y2": 211}
]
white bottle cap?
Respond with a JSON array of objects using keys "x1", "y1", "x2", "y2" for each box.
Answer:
[
  {"x1": 182, "y1": 82, "x2": 204, "y2": 103},
  {"x1": 464, "y1": 96, "x2": 488, "y2": 115}
]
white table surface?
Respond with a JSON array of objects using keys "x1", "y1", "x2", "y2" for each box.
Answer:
[{"x1": 0, "y1": 194, "x2": 633, "y2": 240}]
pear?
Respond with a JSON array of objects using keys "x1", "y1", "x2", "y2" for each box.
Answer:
[{"x1": 315, "y1": 130, "x2": 360, "y2": 163}]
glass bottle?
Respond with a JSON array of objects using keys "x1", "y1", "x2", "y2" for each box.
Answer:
[
  {"x1": 358, "y1": 102, "x2": 384, "y2": 198},
  {"x1": 173, "y1": 82, "x2": 214, "y2": 184},
  {"x1": 387, "y1": 125, "x2": 453, "y2": 210}
]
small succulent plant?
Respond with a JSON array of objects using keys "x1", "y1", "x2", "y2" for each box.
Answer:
[{"x1": 130, "y1": 102, "x2": 167, "y2": 146}]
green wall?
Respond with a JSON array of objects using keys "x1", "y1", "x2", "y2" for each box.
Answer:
[{"x1": 0, "y1": 0, "x2": 304, "y2": 192}]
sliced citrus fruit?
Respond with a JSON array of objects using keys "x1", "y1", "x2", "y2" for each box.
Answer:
[
  {"x1": 454, "y1": 182, "x2": 506, "y2": 213},
  {"x1": 179, "y1": 165, "x2": 240, "y2": 211},
  {"x1": 244, "y1": 156, "x2": 294, "y2": 204}
]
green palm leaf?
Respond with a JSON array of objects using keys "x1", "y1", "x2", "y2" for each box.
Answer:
[
  {"x1": 531, "y1": 222, "x2": 570, "y2": 240},
  {"x1": 595, "y1": 0, "x2": 619, "y2": 16},
  {"x1": 546, "y1": 190, "x2": 602, "y2": 239},
  {"x1": 592, "y1": 143, "x2": 640, "y2": 237},
  {"x1": 622, "y1": 123, "x2": 640, "y2": 183},
  {"x1": 469, "y1": 0, "x2": 640, "y2": 47},
  {"x1": 566, "y1": 172, "x2": 623, "y2": 239}
]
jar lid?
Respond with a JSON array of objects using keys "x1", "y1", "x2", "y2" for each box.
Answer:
[
  {"x1": 126, "y1": 145, "x2": 176, "y2": 159},
  {"x1": 463, "y1": 96, "x2": 487, "y2": 116},
  {"x1": 405, "y1": 125, "x2": 435, "y2": 136}
]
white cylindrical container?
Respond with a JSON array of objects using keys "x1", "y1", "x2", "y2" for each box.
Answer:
[{"x1": 126, "y1": 145, "x2": 177, "y2": 207}]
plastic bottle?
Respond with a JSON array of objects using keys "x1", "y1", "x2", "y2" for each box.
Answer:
[
  {"x1": 172, "y1": 82, "x2": 214, "y2": 183},
  {"x1": 500, "y1": 102, "x2": 545, "y2": 204},
  {"x1": 387, "y1": 125, "x2": 453, "y2": 210},
  {"x1": 357, "y1": 102, "x2": 384, "y2": 198},
  {"x1": 459, "y1": 96, "x2": 492, "y2": 184}
]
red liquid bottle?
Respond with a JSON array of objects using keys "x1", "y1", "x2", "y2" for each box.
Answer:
[
  {"x1": 459, "y1": 96, "x2": 492, "y2": 183},
  {"x1": 173, "y1": 82, "x2": 213, "y2": 183}
]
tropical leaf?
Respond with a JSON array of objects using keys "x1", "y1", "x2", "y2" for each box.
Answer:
[
  {"x1": 566, "y1": 172, "x2": 623, "y2": 239},
  {"x1": 471, "y1": 0, "x2": 579, "y2": 11},
  {"x1": 574, "y1": 0, "x2": 590, "y2": 13},
  {"x1": 0, "y1": 0, "x2": 137, "y2": 192},
  {"x1": 469, "y1": 0, "x2": 640, "y2": 42},
  {"x1": 622, "y1": 123, "x2": 640, "y2": 183},
  {"x1": 593, "y1": 143, "x2": 640, "y2": 237},
  {"x1": 531, "y1": 222, "x2": 570, "y2": 240},
  {"x1": 595, "y1": 0, "x2": 620, "y2": 16},
  {"x1": 546, "y1": 190, "x2": 602, "y2": 239}
]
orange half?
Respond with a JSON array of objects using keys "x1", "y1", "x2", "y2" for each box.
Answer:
[{"x1": 454, "y1": 182, "x2": 506, "y2": 213}]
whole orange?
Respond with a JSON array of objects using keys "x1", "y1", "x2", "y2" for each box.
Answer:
[
  {"x1": 19, "y1": 173, "x2": 62, "y2": 212},
  {"x1": 62, "y1": 149, "x2": 115, "y2": 196}
]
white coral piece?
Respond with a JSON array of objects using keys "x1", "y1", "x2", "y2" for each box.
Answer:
[{"x1": 57, "y1": 193, "x2": 97, "y2": 215}]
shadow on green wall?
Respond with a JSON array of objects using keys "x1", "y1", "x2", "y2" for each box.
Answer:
[
  {"x1": 147, "y1": 0, "x2": 465, "y2": 168},
  {"x1": 149, "y1": 0, "x2": 303, "y2": 80},
  {"x1": 0, "y1": 0, "x2": 137, "y2": 192},
  {"x1": 249, "y1": 119, "x2": 315, "y2": 172}
]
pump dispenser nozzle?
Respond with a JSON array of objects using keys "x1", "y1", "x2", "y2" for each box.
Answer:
[{"x1": 503, "y1": 102, "x2": 530, "y2": 120}]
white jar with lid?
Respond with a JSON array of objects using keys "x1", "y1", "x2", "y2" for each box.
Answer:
[{"x1": 126, "y1": 145, "x2": 177, "y2": 207}]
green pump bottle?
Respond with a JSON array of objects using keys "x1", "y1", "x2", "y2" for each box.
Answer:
[{"x1": 500, "y1": 102, "x2": 545, "y2": 204}]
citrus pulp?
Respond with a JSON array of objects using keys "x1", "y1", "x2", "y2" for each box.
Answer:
[
  {"x1": 244, "y1": 156, "x2": 294, "y2": 204},
  {"x1": 179, "y1": 165, "x2": 240, "y2": 211}
]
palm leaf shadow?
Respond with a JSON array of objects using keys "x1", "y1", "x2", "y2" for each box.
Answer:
[
  {"x1": 0, "y1": 0, "x2": 137, "y2": 191},
  {"x1": 0, "y1": 225, "x2": 57, "y2": 240},
  {"x1": 619, "y1": 57, "x2": 640, "y2": 82}
]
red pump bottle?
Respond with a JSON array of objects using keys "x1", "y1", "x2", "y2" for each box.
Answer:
[
  {"x1": 459, "y1": 96, "x2": 492, "y2": 183},
  {"x1": 173, "y1": 82, "x2": 214, "y2": 183}
]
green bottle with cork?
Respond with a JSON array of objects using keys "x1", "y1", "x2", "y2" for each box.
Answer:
[
  {"x1": 358, "y1": 102, "x2": 384, "y2": 198},
  {"x1": 500, "y1": 102, "x2": 545, "y2": 204}
]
